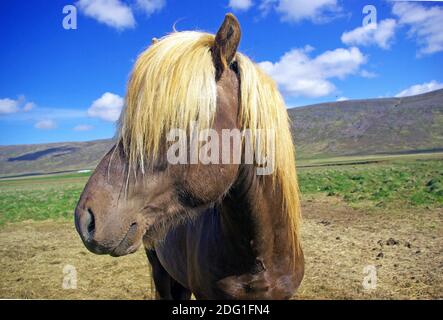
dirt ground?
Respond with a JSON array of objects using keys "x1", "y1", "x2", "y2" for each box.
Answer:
[{"x1": 1, "y1": 196, "x2": 442, "y2": 299}]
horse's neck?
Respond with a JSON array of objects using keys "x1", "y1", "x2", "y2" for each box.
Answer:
[{"x1": 220, "y1": 164, "x2": 303, "y2": 275}]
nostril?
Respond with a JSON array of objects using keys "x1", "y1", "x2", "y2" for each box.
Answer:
[
  {"x1": 128, "y1": 222, "x2": 137, "y2": 234},
  {"x1": 86, "y1": 208, "x2": 95, "y2": 236}
]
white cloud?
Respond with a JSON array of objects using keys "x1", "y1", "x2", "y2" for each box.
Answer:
[
  {"x1": 76, "y1": 0, "x2": 135, "y2": 30},
  {"x1": 259, "y1": 46, "x2": 366, "y2": 98},
  {"x1": 0, "y1": 96, "x2": 35, "y2": 114},
  {"x1": 35, "y1": 119, "x2": 57, "y2": 130},
  {"x1": 259, "y1": 0, "x2": 279, "y2": 17},
  {"x1": 23, "y1": 102, "x2": 35, "y2": 111},
  {"x1": 360, "y1": 70, "x2": 377, "y2": 79},
  {"x1": 392, "y1": 2, "x2": 443, "y2": 55},
  {"x1": 229, "y1": 0, "x2": 253, "y2": 11},
  {"x1": 0, "y1": 98, "x2": 19, "y2": 114},
  {"x1": 73, "y1": 124, "x2": 94, "y2": 131},
  {"x1": 136, "y1": 0, "x2": 166, "y2": 15},
  {"x1": 87, "y1": 92, "x2": 124, "y2": 122},
  {"x1": 260, "y1": 0, "x2": 341, "y2": 23},
  {"x1": 341, "y1": 19, "x2": 397, "y2": 49},
  {"x1": 336, "y1": 96, "x2": 349, "y2": 101},
  {"x1": 1, "y1": 103, "x2": 86, "y2": 123},
  {"x1": 395, "y1": 80, "x2": 443, "y2": 98},
  {"x1": 226, "y1": 0, "x2": 344, "y2": 22}
]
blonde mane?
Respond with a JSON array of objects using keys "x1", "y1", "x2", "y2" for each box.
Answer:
[{"x1": 118, "y1": 31, "x2": 301, "y2": 260}]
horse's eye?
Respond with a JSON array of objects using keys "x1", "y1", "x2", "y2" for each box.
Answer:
[{"x1": 230, "y1": 61, "x2": 239, "y2": 75}]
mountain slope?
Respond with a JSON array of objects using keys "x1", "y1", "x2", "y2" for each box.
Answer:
[
  {"x1": 290, "y1": 89, "x2": 443, "y2": 158},
  {"x1": 0, "y1": 89, "x2": 442, "y2": 177},
  {"x1": 0, "y1": 139, "x2": 114, "y2": 177}
]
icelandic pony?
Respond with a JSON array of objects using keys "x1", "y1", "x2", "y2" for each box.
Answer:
[{"x1": 74, "y1": 14, "x2": 304, "y2": 299}]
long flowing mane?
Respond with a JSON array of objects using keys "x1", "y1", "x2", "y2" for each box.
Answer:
[{"x1": 118, "y1": 31, "x2": 301, "y2": 261}]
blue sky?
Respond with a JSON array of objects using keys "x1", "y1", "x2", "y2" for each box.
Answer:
[{"x1": 0, "y1": 0, "x2": 442, "y2": 145}]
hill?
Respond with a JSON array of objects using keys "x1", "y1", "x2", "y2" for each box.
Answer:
[
  {"x1": 0, "y1": 139, "x2": 114, "y2": 178},
  {"x1": 0, "y1": 89, "x2": 442, "y2": 177},
  {"x1": 289, "y1": 89, "x2": 443, "y2": 158}
]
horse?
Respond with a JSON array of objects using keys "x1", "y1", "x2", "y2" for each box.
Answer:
[{"x1": 74, "y1": 13, "x2": 304, "y2": 300}]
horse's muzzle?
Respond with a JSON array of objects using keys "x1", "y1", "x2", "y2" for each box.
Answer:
[{"x1": 75, "y1": 207, "x2": 141, "y2": 256}]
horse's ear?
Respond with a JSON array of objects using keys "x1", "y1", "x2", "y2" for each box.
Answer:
[
  {"x1": 212, "y1": 13, "x2": 241, "y2": 80},
  {"x1": 151, "y1": 37, "x2": 158, "y2": 45}
]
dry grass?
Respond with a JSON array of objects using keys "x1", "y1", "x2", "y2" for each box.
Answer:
[
  {"x1": 0, "y1": 220, "x2": 152, "y2": 299},
  {"x1": 296, "y1": 195, "x2": 443, "y2": 299},
  {"x1": 0, "y1": 196, "x2": 442, "y2": 299}
]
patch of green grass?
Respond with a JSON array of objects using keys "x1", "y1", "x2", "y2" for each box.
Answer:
[
  {"x1": 1, "y1": 156, "x2": 442, "y2": 226},
  {"x1": 298, "y1": 159, "x2": 443, "y2": 208},
  {"x1": 0, "y1": 176, "x2": 89, "y2": 226}
]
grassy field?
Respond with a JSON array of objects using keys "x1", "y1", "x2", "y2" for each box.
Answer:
[
  {"x1": 0, "y1": 173, "x2": 90, "y2": 225},
  {"x1": 298, "y1": 156, "x2": 443, "y2": 208},
  {"x1": 1, "y1": 154, "x2": 442, "y2": 226},
  {"x1": 0, "y1": 153, "x2": 442, "y2": 299}
]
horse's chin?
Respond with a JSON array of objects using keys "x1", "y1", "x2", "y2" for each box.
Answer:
[
  {"x1": 108, "y1": 223, "x2": 145, "y2": 257},
  {"x1": 109, "y1": 241, "x2": 142, "y2": 257}
]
